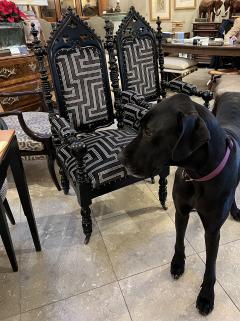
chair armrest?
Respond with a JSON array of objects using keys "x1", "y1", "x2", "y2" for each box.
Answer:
[
  {"x1": 123, "y1": 103, "x2": 149, "y2": 131},
  {"x1": 49, "y1": 113, "x2": 88, "y2": 156},
  {"x1": 50, "y1": 114, "x2": 88, "y2": 181},
  {"x1": 0, "y1": 111, "x2": 51, "y2": 142},
  {"x1": 164, "y1": 80, "x2": 213, "y2": 108},
  {"x1": 121, "y1": 90, "x2": 150, "y2": 109}
]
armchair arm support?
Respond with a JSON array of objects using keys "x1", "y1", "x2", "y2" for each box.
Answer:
[
  {"x1": 49, "y1": 113, "x2": 88, "y2": 159},
  {"x1": 164, "y1": 80, "x2": 213, "y2": 108},
  {"x1": 123, "y1": 103, "x2": 149, "y2": 131},
  {"x1": 50, "y1": 113, "x2": 90, "y2": 186},
  {"x1": 121, "y1": 90, "x2": 150, "y2": 109},
  {"x1": 0, "y1": 110, "x2": 51, "y2": 142}
]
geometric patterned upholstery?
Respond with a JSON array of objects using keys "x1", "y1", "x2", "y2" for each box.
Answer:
[
  {"x1": 122, "y1": 103, "x2": 149, "y2": 130},
  {"x1": 0, "y1": 179, "x2": 7, "y2": 201},
  {"x1": 123, "y1": 38, "x2": 157, "y2": 98},
  {"x1": 2, "y1": 112, "x2": 51, "y2": 152},
  {"x1": 56, "y1": 46, "x2": 109, "y2": 130},
  {"x1": 57, "y1": 128, "x2": 137, "y2": 188}
]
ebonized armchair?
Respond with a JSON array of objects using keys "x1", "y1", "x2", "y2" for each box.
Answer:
[
  {"x1": 31, "y1": 8, "x2": 169, "y2": 244},
  {"x1": 114, "y1": 6, "x2": 213, "y2": 108}
]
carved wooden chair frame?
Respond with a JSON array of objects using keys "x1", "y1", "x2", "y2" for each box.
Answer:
[{"x1": 31, "y1": 8, "x2": 169, "y2": 244}]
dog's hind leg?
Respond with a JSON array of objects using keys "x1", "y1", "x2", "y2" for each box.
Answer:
[
  {"x1": 171, "y1": 206, "x2": 191, "y2": 279},
  {"x1": 230, "y1": 199, "x2": 240, "y2": 221}
]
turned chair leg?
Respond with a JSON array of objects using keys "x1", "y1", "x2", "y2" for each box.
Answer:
[
  {"x1": 59, "y1": 168, "x2": 70, "y2": 195},
  {"x1": 46, "y1": 155, "x2": 61, "y2": 191},
  {"x1": 159, "y1": 175, "x2": 168, "y2": 210},
  {"x1": 81, "y1": 206, "x2": 92, "y2": 245},
  {"x1": 3, "y1": 199, "x2": 15, "y2": 225}
]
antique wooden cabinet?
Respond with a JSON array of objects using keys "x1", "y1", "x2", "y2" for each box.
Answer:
[
  {"x1": 40, "y1": 0, "x2": 108, "y2": 22},
  {"x1": 192, "y1": 22, "x2": 221, "y2": 64},
  {"x1": 0, "y1": 53, "x2": 43, "y2": 112}
]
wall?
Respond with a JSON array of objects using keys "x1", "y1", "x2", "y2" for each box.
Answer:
[{"x1": 125, "y1": 0, "x2": 223, "y2": 34}]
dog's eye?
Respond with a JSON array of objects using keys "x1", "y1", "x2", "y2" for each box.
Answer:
[{"x1": 144, "y1": 128, "x2": 152, "y2": 137}]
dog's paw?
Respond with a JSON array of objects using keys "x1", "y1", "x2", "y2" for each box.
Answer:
[
  {"x1": 196, "y1": 288, "x2": 214, "y2": 315},
  {"x1": 170, "y1": 255, "x2": 185, "y2": 279},
  {"x1": 231, "y1": 208, "x2": 240, "y2": 221}
]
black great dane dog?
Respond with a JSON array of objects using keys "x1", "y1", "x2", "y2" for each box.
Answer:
[{"x1": 119, "y1": 92, "x2": 240, "y2": 315}]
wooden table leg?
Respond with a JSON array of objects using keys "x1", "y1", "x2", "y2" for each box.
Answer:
[
  {"x1": 0, "y1": 198, "x2": 18, "y2": 272},
  {"x1": 10, "y1": 136, "x2": 41, "y2": 252}
]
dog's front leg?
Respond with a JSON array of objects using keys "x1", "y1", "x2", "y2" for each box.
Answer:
[
  {"x1": 196, "y1": 228, "x2": 220, "y2": 315},
  {"x1": 171, "y1": 208, "x2": 190, "y2": 279}
]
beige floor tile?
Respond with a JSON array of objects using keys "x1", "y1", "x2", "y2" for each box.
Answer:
[
  {"x1": 98, "y1": 209, "x2": 194, "y2": 279},
  {"x1": 0, "y1": 272, "x2": 20, "y2": 320},
  {"x1": 92, "y1": 180, "x2": 159, "y2": 221},
  {"x1": 22, "y1": 192, "x2": 82, "y2": 237},
  {"x1": 21, "y1": 283, "x2": 131, "y2": 321},
  {"x1": 120, "y1": 254, "x2": 240, "y2": 321},
  {"x1": 20, "y1": 227, "x2": 116, "y2": 312},
  {"x1": 200, "y1": 239, "x2": 240, "y2": 310},
  {"x1": 1, "y1": 315, "x2": 20, "y2": 321}
]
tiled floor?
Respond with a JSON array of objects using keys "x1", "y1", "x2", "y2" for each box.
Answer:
[{"x1": 1, "y1": 69, "x2": 240, "y2": 320}]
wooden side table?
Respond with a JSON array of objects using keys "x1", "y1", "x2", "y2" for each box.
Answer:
[{"x1": 0, "y1": 130, "x2": 41, "y2": 271}]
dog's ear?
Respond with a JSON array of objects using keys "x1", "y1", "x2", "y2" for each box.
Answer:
[{"x1": 172, "y1": 112, "x2": 210, "y2": 163}]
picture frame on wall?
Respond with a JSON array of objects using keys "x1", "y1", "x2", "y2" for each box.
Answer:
[
  {"x1": 149, "y1": 0, "x2": 171, "y2": 20},
  {"x1": 174, "y1": 0, "x2": 196, "y2": 9}
]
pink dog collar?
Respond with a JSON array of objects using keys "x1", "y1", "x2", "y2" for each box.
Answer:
[{"x1": 183, "y1": 139, "x2": 234, "y2": 182}]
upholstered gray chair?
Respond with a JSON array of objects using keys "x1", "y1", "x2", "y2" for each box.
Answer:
[{"x1": 0, "y1": 91, "x2": 61, "y2": 190}]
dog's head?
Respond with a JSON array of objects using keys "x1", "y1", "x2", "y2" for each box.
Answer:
[{"x1": 119, "y1": 94, "x2": 211, "y2": 178}]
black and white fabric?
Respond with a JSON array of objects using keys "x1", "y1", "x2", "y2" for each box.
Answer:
[
  {"x1": 57, "y1": 128, "x2": 137, "y2": 189},
  {"x1": 121, "y1": 90, "x2": 150, "y2": 108},
  {"x1": 2, "y1": 112, "x2": 51, "y2": 153},
  {"x1": 56, "y1": 46, "x2": 109, "y2": 129},
  {"x1": 0, "y1": 179, "x2": 7, "y2": 201},
  {"x1": 123, "y1": 38, "x2": 157, "y2": 98},
  {"x1": 123, "y1": 103, "x2": 149, "y2": 131}
]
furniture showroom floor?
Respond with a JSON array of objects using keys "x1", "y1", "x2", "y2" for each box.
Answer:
[{"x1": 1, "y1": 68, "x2": 240, "y2": 321}]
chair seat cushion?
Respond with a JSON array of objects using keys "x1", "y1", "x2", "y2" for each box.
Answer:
[
  {"x1": 57, "y1": 128, "x2": 137, "y2": 189},
  {"x1": 3, "y1": 112, "x2": 51, "y2": 152},
  {"x1": 164, "y1": 57, "x2": 197, "y2": 70}
]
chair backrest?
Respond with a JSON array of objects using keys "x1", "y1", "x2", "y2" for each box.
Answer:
[
  {"x1": 45, "y1": 9, "x2": 114, "y2": 131},
  {"x1": 115, "y1": 7, "x2": 161, "y2": 101}
]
